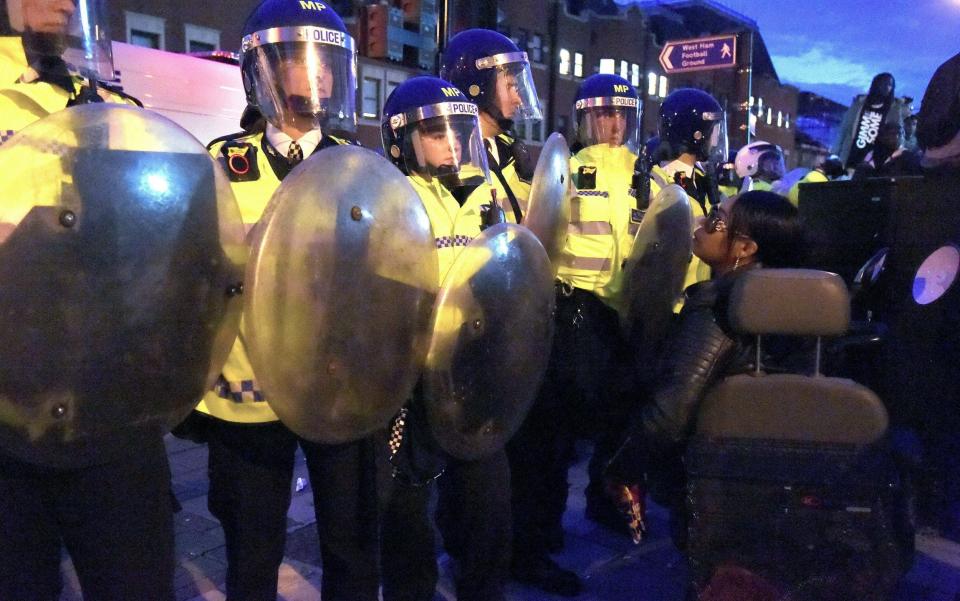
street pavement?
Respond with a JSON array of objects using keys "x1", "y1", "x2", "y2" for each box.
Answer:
[{"x1": 54, "y1": 435, "x2": 960, "y2": 600}]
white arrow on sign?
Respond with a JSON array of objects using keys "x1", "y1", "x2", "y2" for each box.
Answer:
[{"x1": 659, "y1": 45, "x2": 675, "y2": 71}]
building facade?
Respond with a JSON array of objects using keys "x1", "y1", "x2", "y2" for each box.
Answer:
[{"x1": 104, "y1": 0, "x2": 802, "y2": 158}]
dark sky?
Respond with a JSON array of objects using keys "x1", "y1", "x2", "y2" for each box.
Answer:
[{"x1": 621, "y1": 0, "x2": 960, "y2": 110}]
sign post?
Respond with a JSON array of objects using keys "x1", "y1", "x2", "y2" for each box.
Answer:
[{"x1": 659, "y1": 34, "x2": 738, "y2": 74}]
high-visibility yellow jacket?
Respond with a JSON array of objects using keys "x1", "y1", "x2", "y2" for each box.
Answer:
[
  {"x1": 648, "y1": 163, "x2": 711, "y2": 311},
  {"x1": 557, "y1": 143, "x2": 640, "y2": 313},
  {"x1": 485, "y1": 132, "x2": 530, "y2": 223},
  {"x1": 0, "y1": 37, "x2": 131, "y2": 140},
  {"x1": 195, "y1": 130, "x2": 349, "y2": 424},
  {"x1": 406, "y1": 172, "x2": 493, "y2": 287},
  {"x1": 787, "y1": 169, "x2": 827, "y2": 207}
]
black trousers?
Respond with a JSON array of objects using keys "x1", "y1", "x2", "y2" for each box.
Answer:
[
  {"x1": 205, "y1": 418, "x2": 380, "y2": 601},
  {"x1": 0, "y1": 436, "x2": 174, "y2": 601},
  {"x1": 507, "y1": 288, "x2": 630, "y2": 557},
  {"x1": 380, "y1": 450, "x2": 512, "y2": 601}
]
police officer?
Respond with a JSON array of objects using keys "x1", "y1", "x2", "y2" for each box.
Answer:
[
  {"x1": 734, "y1": 140, "x2": 786, "y2": 192},
  {"x1": 440, "y1": 28, "x2": 542, "y2": 224},
  {"x1": 786, "y1": 154, "x2": 844, "y2": 206},
  {"x1": 648, "y1": 88, "x2": 728, "y2": 305},
  {"x1": 186, "y1": 1, "x2": 379, "y2": 599},
  {"x1": 379, "y1": 75, "x2": 511, "y2": 601},
  {"x1": 0, "y1": 1, "x2": 175, "y2": 599},
  {"x1": 505, "y1": 74, "x2": 642, "y2": 597}
]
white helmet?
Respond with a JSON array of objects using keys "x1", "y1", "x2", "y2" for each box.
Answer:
[{"x1": 734, "y1": 141, "x2": 785, "y2": 181}]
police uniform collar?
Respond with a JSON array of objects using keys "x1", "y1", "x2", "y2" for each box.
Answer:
[{"x1": 265, "y1": 123, "x2": 323, "y2": 159}]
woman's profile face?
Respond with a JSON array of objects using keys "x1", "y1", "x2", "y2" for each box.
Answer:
[{"x1": 693, "y1": 196, "x2": 739, "y2": 268}]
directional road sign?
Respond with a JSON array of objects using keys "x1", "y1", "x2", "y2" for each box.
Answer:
[{"x1": 659, "y1": 34, "x2": 738, "y2": 74}]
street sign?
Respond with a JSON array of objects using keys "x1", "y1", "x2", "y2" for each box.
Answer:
[{"x1": 659, "y1": 34, "x2": 737, "y2": 74}]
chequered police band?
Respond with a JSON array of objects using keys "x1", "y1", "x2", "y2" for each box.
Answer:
[
  {"x1": 214, "y1": 376, "x2": 265, "y2": 403},
  {"x1": 578, "y1": 190, "x2": 610, "y2": 197},
  {"x1": 435, "y1": 235, "x2": 473, "y2": 249}
]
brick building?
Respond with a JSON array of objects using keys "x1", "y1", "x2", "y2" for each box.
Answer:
[{"x1": 103, "y1": 0, "x2": 800, "y2": 156}]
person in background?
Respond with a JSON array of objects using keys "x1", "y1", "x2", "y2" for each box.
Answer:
[
  {"x1": 853, "y1": 122, "x2": 921, "y2": 178},
  {"x1": 733, "y1": 140, "x2": 786, "y2": 192},
  {"x1": 902, "y1": 114, "x2": 919, "y2": 152},
  {"x1": 833, "y1": 72, "x2": 905, "y2": 171},
  {"x1": 917, "y1": 51, "x2": 960, "y2": 171},
  {"x1": 786, "y1": 154, "x2": 845, "y2": 206}
]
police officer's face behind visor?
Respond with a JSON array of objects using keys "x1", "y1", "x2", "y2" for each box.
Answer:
[
  {"x1": 493, "y1": 69, "x2": 522, "y2": 120},
  {"x1": 595, "y1": 108, "x2": 627, "y2": 147},
  {"x1": 415, "y1": 124, "x2": 463, "y2": 171},
  {"x1": 279, "y1": 55, "x2": 333, "y2": 115},
  {"x1": 15, "y1": 0, "x2": 75, "y2": 34}
]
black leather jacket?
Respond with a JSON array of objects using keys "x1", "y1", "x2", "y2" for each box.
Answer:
[{"x1": 608, "y1": 266, "x2": 758, "y2": 483}]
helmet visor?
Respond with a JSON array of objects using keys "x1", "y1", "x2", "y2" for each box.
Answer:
[
  {"x1": 480, "y1": 53, "x2": 542, "y2": 123},
  {"x1": 575, "y1": 98, "x2": 640, "y2": 153},
  {"x1": 403, "y1": 112, "x2": 490, "y2": 189},
  {"x1": 244, "y1": 36, "x2": 357, "y2": 133},
  {"x1": 704, "y1": 110, "x2": 728, "y2": 164},
  {"x1": 19, "y1": 0, "x2": 114, "y2": 80}
]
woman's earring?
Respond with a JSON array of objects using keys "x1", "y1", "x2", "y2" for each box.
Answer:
[{"x1": 733, "y1": 255, "x2": 741, "y2": 271}]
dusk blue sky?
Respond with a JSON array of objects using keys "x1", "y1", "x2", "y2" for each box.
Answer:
[{"x1": 619, "y1": 0, "x2": 960, "y2": 109}]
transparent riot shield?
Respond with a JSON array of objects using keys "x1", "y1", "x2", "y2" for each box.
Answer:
[
  {"x1": 621, "y1": 184, "x2": 692, "y2": 375},
  {"x1": 245, "y1": 145, "x2": 437, "y2": 444},
  {"x1": 0, "y1": 104, "x2": 245, "y2": 467},
  {"x1": 421, "y1": 224, "x2": 555, "y2": 460},
  {"x1": 524, "y1": 132, "x2": 572, "y2": 271}
]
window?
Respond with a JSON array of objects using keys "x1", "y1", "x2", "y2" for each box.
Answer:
[
  {"x1": 125, "y1": 11, "x2": 165, "y2": 50},
  {"x1": 599, "y1": 58, "x2": 615, "y2": 75},
  {"x1": 131, "y1": 30, "x2": 161, "y2": 49},
  {"x1": 358, "y1": 64, "x2": 410, "y2": 123},
  {"x1": 559, "y1": 49, "x2": 570, "y2": 76},
  {"x1": 766, "y1": 107, "x2": 772, "y2": 125},
  {"x1": 749, "y1": 95, "x2": 754, "y2": 106},
  {"x1": 529, "y1": 34, "x2": 543, "y2": 64},
  {"x1": 631, "y1": 63, "x2": 639, "y2": 87},
  {"x1": 777, "y1": 110, "x2": 782, "y2": 128},
  {"x1": 574, "y1": 52, "x2": 583, "y2": 78},
  {"x1": 658, "y1": 75, "x2": 668, "y2": 98},
  {"x1": 785, "y1": 113, "x2": 790, "y2": 129},
  {"x1": 648, "y1": 72, "x2": 657, "y2": 96},
  {"x1": 757, "y1": 97, "x2": 763, "y2": 112},
  {"x1": 515, "y1": 28, "x2": 529, "y2": 53},
  {"x1": 361, "y1": 76, "x2": 381, "y2": 119},
  {"x1": 619, "y1": 60, "x2": 628, "y2": 80},
  {"x1": 185, "y1": 24, "x2": 219, "y2": 53}
]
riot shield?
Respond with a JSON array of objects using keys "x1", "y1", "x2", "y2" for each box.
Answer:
[
  {"x1": 245, "y1": 145, "x2": 437, "y2": 444},
  {"x1": 621, "y1": 184, "x2": 692, "y2": 375},
  {"x1": 421, "y1": 224, "x2": 555, "y2": 461},
  {"x1": 524, "y1": 132, "x2": 572, "y2": 270},
  {"x1": 0, "y1": 104, "x2": 245, "y2": 467}
]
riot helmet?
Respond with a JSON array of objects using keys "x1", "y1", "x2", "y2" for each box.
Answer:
[
  {"x1": 440, "y1": 29, "x2": 542, "y2": 129},
  {"x1": 734, "y1": 140, "x2": 785, "y2": 182},
  {"x1": 240, "y1": 0, "x2": 357, "y2": 134},
  {"x1": 658, "y1": 88, "x2": 727, "y2": 163},
  {"x1": 382, "y1": 76, "x2": 490, "y2": 191},
  {"x1": 573, "y1": 74, "x2": 640, "y2": 153},
  {"x1": 6, "y1": 0, "x2": 114, "y2": 81}
]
